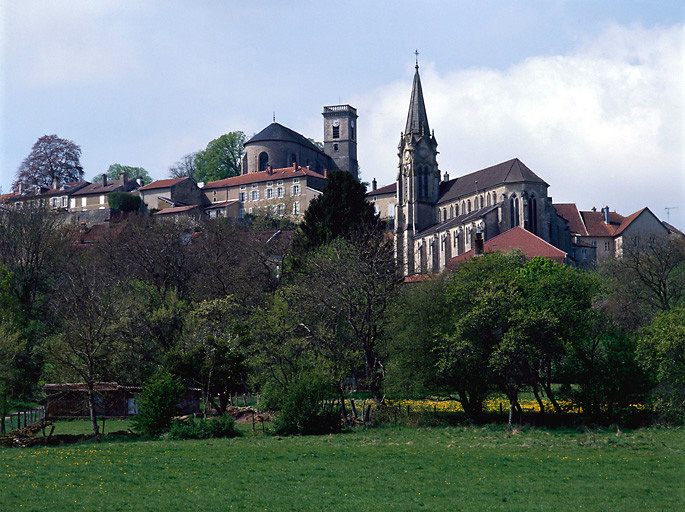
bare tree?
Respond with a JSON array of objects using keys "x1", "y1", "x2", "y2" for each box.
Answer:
[
  {"x1": 46, "y1": 253, "x2": 123, "y2": 436},
  {"x1": 14, "y1": 135, "x2": 83, "y2": 189},
  {"x1": 168, "y1": 153, "x2": 200, "y2": 181}
]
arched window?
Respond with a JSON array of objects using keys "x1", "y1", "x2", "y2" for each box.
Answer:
[
  {"x1": 450, "y1": 205, "x2": 454, "y2": 218},
  {"x1": 486, "y1": 194, "x2": 491, "y2": 207},
  {"x1": 287, "y1": 153, "x2": 297, "y2": 166},
  {"x1": 467, "y1": 200, "x2": 471, "y2": 213},
  {"x1": 480, "y1": 196, "x2": 484, "y2": 209},
  {"x1": 456, "y1": 203, "x2": 459, "y2": 216},
  {"x1": 510, "y1": 196, "x2": 516, "y2": 227},
  {"x1": 461, "y1": 201, "x2": 465, "y2": 214},
  {"x1": 438, "y1": 209, "x2": 442, "y2": 222},
  {"x1": 258, "y1": 152, "x2": 269, "y2": 172},
  {"x1": 492, "y1": 192, "x2": 497, "y2": 205},
  {"x1": 528, "y1": 196, "x2": 538, "y2": 234},
  {"x1": 443, "y1": 208, "x2": 447, "y2": 221}
]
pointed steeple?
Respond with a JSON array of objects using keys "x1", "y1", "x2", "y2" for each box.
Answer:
[{"x1": 404, "y1": 63, "x2": 430, "y2": 136}]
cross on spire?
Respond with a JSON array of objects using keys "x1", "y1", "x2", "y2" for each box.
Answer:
[{"x1": 414, "y1": 49, "x2": 419, "y2": 68}]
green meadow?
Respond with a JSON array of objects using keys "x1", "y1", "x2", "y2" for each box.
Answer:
[{"x1": 1, "y1": 424, "x2": 682, "y2": 512}]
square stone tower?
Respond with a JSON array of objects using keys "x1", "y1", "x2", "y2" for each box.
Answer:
[{"x1": 322, "y1": 105, "x2": 359, "y2": 180}]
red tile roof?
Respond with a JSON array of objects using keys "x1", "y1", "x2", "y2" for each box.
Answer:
[
  {"x1": 139, "y1": 177, "x2": 188, "y2": 191},
  {"x1": 580, "y1": 211, "x2": 619, "y2": 237},
  {"x1": 367, "y1": 183, "x2": 397, "y2": 196},
  {"x1": 403, "y1": 273, "x2": 436, "y2": 283},
  {"x1": 553, "y1": 203, "x2": 588, "y2": 236},
  {"x1": 202, "y1": 165, "x2": 324, "y2": 189},
  {"x1": 446, "y1": 227, "x2": 567, "y2": 270}
]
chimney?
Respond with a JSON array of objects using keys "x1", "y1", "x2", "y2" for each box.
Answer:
[
  {"x1": 443, "y1": 171, "x2": 450, "y2": 182},
  {"x1": 18, "y1": 182, "x2": 23, "y2": 194},
  {"x1": 102, "y1": 173, "x2": 108, "y2": 187},
  {"x1": 474, "y1": 231, "x2": 484, "y2": 256},
  {"x1": 52, "y1": 178, "x2": 58, "y2": 189},
  {"x1": 591, "y1": 206, "x2": 597, "y2": 212},
  {"x1": 324, "y1": 169, "x2": 328, "y2": 178},
  {"x1": 372, "y1": 178, "x2": 377, "y2": 191},
  {"x1": 602, "y1": 205, "x2": 610, "y2": 224},
  {"x1": 119, "y1": 171, "x2": 127, "y2": 184},
  {"x1": 267, "y1": 165, "x2": 273, "y2": 175}
]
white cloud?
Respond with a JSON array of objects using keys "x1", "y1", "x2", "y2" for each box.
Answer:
[{"x1": 357, "y1": 24, "x2": 684, "y2": 226}]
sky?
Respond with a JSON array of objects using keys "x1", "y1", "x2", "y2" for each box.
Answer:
[{"x1": 2, "y1": 1, "x2": 684, "y2": 227}]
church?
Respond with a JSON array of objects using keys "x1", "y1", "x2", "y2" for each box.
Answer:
[{"x1": 392, "y1": 63, "x2": 569, "y2": 276}]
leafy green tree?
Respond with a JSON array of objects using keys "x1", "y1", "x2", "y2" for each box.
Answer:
[
  {"x1": 383, "y1": 276, "x2": 452, "y2": 399},
  {"x1": 293, "y1": 170, "x2": 379, "y2": 254},
  {"x1": 637, "y1": 306, "x2": 685, "y2": 423},
  {"x1": 132, "y1": 370, "x2": 184, "y2": 436},
  {"x1": 166, "y1": 297, "x2": 248, "y2": 416},
  {"x1": 107, "y1": 191, "x2": 142, "y2": 212},
  {"x1": 99, "y1": 164, "x2": 152, "y2": 185},
  {"x1": 435, "y1": 252, "x2": 524, "y2": 419},
  {"x1": 194, "y1": 132, "x2": 246, "y2": 183}
]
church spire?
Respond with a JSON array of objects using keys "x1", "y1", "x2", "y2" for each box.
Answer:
[{"x1": 404, "y1": 60, "x2": 430, "y2": 136}]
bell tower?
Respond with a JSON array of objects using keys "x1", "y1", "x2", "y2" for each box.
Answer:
[
  {"x1": 322, "y1": 105, "x2": 359, "y2": 180},
  {"x1": 395, "y1": 58, "x2": 439, "y2": 275}
]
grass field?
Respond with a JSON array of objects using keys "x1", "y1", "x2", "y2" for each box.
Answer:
[{"x1": 1, "y1": 424, "x2": 682, "y2": 511}]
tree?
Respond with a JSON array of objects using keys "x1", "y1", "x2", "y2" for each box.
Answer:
[
  {"x1": 293, "y1": 170, "x2": 379, "y2": 254},
  {"x1": 14, "y1": 135, "x2": 83, "y2": 189},
  {"x1": 99, "y1": 164, "x2": 152, "y2": 186},
  {"x1": 107, "y1": 191, "x2": 142, "y2": 212},
  {"x1": 637, "y1": 306, "x2": 685, "y2": 423},
  {"x1": 194, "y1": 132, "x2": 246, "y2": 183},
  {"x1": 132, "y1": 371, "x2": 184, "y2": 436},
  {"x1": 168, "y1": 153, "x2": 200, "y2": 182},
  {"x1": 283, "y1": 233, "x2": 398, "y2": 407},
  {"x1": 598, "y1": 236, "x2": 685, "y2": 329},
  {"x1": 45, "y1": 254, "x2": 124, "y2": 435}
]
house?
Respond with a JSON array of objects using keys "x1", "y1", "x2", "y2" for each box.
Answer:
[
  {"x1": 553, "y1": 204, "x2": 669, "y2": 264},
  {"x1": 70, "y1": 171, "x2": 140, "y2": 212},
  {"x1": 202, "y1": 164, "x2": 326, "y2": 220},
  {"x1": 203, "y1": 200, "x2": 241, "y2": 219},
  {"x1": 366, "y1": 181, "x2": 396, "y2": 223},
  {"x1": 44, "y1": 382, "x2": 201, "y2": 418},
  {"x1": 153, "y1": 204, "x2": 206, "y2": 224},
  {"x1": 3, "y1": 181, "x2": 89, "y2": 211},
  {"x1": 138, "y1": 177, "x2": 205, "y2": 213}
]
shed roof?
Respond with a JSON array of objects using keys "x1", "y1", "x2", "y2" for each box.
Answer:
[{"x1": 139, "y1": 177, "x2": 188, "y2": 191}]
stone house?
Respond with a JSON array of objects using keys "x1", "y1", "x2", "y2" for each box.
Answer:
[
  {"x1": 553, "y1": 204, "x2": 668, "y2": 265},
  {"x1": 138, "y1": 177, "x2": 206, "y2": 213},
  {"x1": 367, "y1": 181, "x2": 397, "y2": 223},
  {"x1": 202, "y1": 164, "x2": 326, "y2": 220},
  {"x1": 70, "y1": 172, "x2": 140, "y2": 212},
  {"x1": 4, "y1": 181, "x2": 89, "y2": 211}
]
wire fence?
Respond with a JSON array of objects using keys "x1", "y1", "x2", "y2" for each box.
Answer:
[{"x1": 1, "y1": 407, "x2": 46, "y2": 434}]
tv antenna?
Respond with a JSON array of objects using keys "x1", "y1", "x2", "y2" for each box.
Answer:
[{"x1": 665, "y1": 206, "x2": 678, "y2": 223}]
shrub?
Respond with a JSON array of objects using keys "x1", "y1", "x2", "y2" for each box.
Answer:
[
  {"x1": 260, "y1": 374, "x2": 340, "y2": 436},
  {"x1": 132, "y1": 371, "x2": 184, "y2": 436},
  {"x1": 108, "y1": 191, "x2": 141, "y2": 212},
  {"x1": 168, "y1": 414, "x2": 241, "y2": 440}
]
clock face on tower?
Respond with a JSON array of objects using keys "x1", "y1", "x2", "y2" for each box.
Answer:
[{"x1": 332, "y1": 120, "x2": 340, "y2": 127}]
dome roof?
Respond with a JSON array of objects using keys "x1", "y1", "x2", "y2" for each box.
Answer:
[{"x1": 245, "y1": 122, "x2": 324, "y2": 154}]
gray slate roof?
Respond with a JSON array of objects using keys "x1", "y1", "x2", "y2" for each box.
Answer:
[
  {"x1": 437, "y1": 158, "x2": 547, "y2": 205},
  {"x1": 414, "y1": 204, "x2": 499, "y2": 238},
  {"x1": 405, "y1": 66, "x2": 430, "y2": 135},
  {"x1": 245, "y1": 122, "x2": 325, "y2": 155}
]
